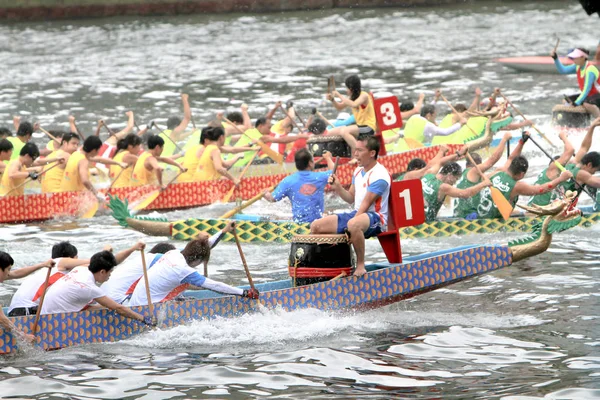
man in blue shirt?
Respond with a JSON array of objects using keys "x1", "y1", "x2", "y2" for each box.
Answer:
[{"x1": 263, "y1": 149, "x2": 335, "y2": 223}]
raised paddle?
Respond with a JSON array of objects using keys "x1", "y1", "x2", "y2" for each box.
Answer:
[
  {"x1": 219, "y1": 184, "x2": 276, "y2": 219},
  {"x1": 139, "y1": 246, "x2": 155, "y2": 322},
  {"x1": 279, "y1": 104, "x2": 306, "y2": 132},
  {"x1": 1, "y1": 161, "x2": 62, "y2": 197},
  {"x1": 499, "y1": 91, "x2": 558, "y2": 149},
  {"x1": 131, "y1": 170, "x2": 185, "y2": 212},
  {"x1": 39, "y1": 127, "x2": 61, "y2": 148},
  {"x1": 223, "y1": 118, "x2": 284, "y2": 164},
  {"x1": 72, "y1": 120, "x2": 85, "y2": 141},
  {"x1": 439, "y1": 94, "x2": 479, "y2": 138},
  {"x1": 31, "y1": 261, "x2": 55, "y2": 336},
  {"x1": 465, "y1": 152, "x2": 513, "y2": 220},
  {"x1": 527, "y1": 135, "x2": 597, "y2": 201},
  {"x1": 221, "y1": 150, "x2": 260, "y2": 203},
  {"x1": 232, "y1": 226, "x2": 255, "y2": 291}
]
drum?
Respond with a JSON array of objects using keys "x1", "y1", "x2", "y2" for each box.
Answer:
[
  {"x1": 289, "y1": 234, "x2": 354, "y2": 286},
  {"x1": 307, "y1": 135, "x2": 351, "y2": 158},
  {"x1": 552, "y1": 104, "x2": 590, "y2": 128}
]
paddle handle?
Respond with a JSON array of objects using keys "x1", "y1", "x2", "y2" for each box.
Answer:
[
  {"x1": 107, "y1": 165, "x2": 128, "y2": 191},
  {"x1": 39, "y1": 127, "x2": 59, "y2": 143},
  {"x1": 439, "y1": 94, "x2": 478, "y2": 137},
  {"x1": 222, "y1": 150, "x2": 260, "y2": 203},
  {"x1": 219, "y1": 184, "x2": 276, "y2": 219},
  {"x1": 553, "y1": 38, "x2": 560, "y2": 53},
  {"x1": 140, "y1": 250, "x2": 154, "y2": 316},
  {"x1": 232, "y1": 229, "x2": 255, "y2": 290},
  {"x1": 465, "y1": 152, "x2": 488, "y2": 182},
  {"x1": 278, "y1": 104, "x2": 305, "y2": 131},
  {"x1": 31, "y1": 267, "x2": 52, "y2": 336},
  {"x1": 499, "y1": 91, "x2": 557, "y2": 148},
  {"x1": 158, "y1": 127, "x2": 185, "y2": 154}
]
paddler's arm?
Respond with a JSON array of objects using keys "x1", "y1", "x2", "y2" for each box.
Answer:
[
  {"x1": 56, "y1": 257, "x2": 90, "y2": 272},
  {"x1": 6, "y1": 259, "x2": 54, "y2": 280},
  {"x1": 93, "y1": 119, "x2": 103, "y2": 137},
  {"x1": 7, "y1": 161, "x2": 30, "y2": 180},
  {"x1": 261, "y1": 134, "x2": 310, "y2": 144},
  {"x1": 33, "y1": 155, "x2": 65, "y2": 167},
  {"x1": 513, "y1": 170, "x2": 573, "y2": 197},
  {"x1": 323, "y1": 151, "x2": 335, "y2": 170},
  {"x1": 501, "y1": 133, "x2": 527, "y2": 170},
  {"x1": 574, "y1": 169, "x2": 600, "y2": 189},
  {"x1": 440, "y1": 179, "x2": 491, "y2": 200},
  {"x1": 423, "y1": 119, "x2": 464, "y2": 142},
  {"x1": 94, "y1": 296, "x2": 147, "y2": 323},
  {"x1": 470, "y1": 133, "x2": 512, "y2": 181},
  {"x1": 222, "y1": 154, "x2": 245, "y2": 169},
  {"x1": 401, "y1": 93, "x2": 425, "y2": 120},
  {"x1": 574, "y1": 67, "x2": 599, "y2": 105},
  {"x1": 265, "y1": 101, "x2": 280, "y2": 122},
  {"x1": 547, "y1": 132, "x2": 574, "y2": 176},
  {"x1": 114, "y1": 242, "x2": 145, "y2": 265},
  {"x1": 468, "y1": 88, "x2": 482, "y2": 112},
  {"x1": 111, "y1": 111, "x2": 135, "y2": 141},
  {"x1": 331, "y1": 90, "x2": 369, "y2": 109},
  {"x1": 13, "y1": 116, "x2": 20, "y2": 131},
  {"x1": 78, "y1": 157, "x2": 97, "y2": 194},
  {"x1": 220, "y1": 145, "x2": 254, "y2": 154},
  {"x1": 0, "y1": 308, "x2": 15, "y2": 332},
  {"x1": 241, "y1": 103, "x2": 252, "y2": 130},
  {"x1": 210, "y1": 147, "x2": 239, "y2": 185},
  {"x1": 172, "y1": 93, "x2": 191, "y2": 141},
  {"x1": 155, "y1": 156, "x2": 185, "y2": 172},
  {"x1": 574, "y1": 117, "x2": 600, "y2": 164},
  {"x1": 552, "y1": 52, "x2": 577, "y2": 74},
  {"x1": 89, "y1": 156, "x2": 128, "y2": 169}
]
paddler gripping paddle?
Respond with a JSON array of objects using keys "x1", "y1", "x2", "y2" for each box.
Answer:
[
  {"x1": 1, "y1": 161, "x2": 63, "y2": 197},
  {"x1": 223, "y1": 118, "x2": 283, "y2": 164}
]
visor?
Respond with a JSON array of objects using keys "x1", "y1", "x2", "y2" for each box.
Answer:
[{"x1": 567, "y1": 48, "x2": 588, "y2": 59}]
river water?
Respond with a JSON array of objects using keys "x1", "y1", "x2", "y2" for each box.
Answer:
[{"x1": 1, "y1": 1, "x2": 600, "y2": 399}]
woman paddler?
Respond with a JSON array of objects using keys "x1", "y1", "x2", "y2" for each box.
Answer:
[
  {"x1": 552, "y1": 47, "x2": 600, "y2": 118},
  {"x1": 192, "y1": 126, "x2": 245, "y2": 184},
  {"x1": 109, "y1": 134, "x2": 142, "y2": 188},
  {"x1": 130, "y1": 135, "x2": 186, "y2": 188}
]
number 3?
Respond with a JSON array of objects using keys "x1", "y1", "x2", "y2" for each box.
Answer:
[{"x1": 380, "y1": 102, "x2": 397, "y2": 127}]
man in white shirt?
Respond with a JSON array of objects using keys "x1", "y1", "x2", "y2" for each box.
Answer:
[
  {"x1": 41, "y1": 245, "x2": 154, "y2": 326},
  {"x1": 104, "y1": 222, "x2": 235, "y2": 304},
  {"x1": 310, "y1": 135, "x2": 391, "y2": 277},
  {"x1": 0, "y1": 251, "x2": 54, "y2": 342},
  {"x1": 129, "y1": 236, "x2": 259, "y2": 307}
]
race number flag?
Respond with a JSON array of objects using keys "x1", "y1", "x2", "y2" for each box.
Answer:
[{"x1": 373, "y1": 96, "x2": 403, "y2": 131}]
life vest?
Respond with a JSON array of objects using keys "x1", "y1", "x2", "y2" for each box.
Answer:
[
  {"x1": 41, "y1": 150, "x2": 68, "y2": 193},
  {"x1": 352, "y1": 91, "x2": 377, "y2": 131},
  {"x1": 177, "y1": 144, "x2": 202, "y2": 183},
  {"x1": 158, "y1": 130, "x2": 176, "y2": 157},
  {"x1": 403, "y1": 115, "x2": 427, "y2": 144},
  {"x1": 193, "y1": 144, "x2": 220, "y2": 181},
  {"x1": 7, "y1": 137, "x2": 26, "y2": 161},
  {"x1": 0, "y1": 159, "x2": 26, "y2": 196},
  {"x1": 60, "y1": 151, "x2": 87, "y2": 192},
  {"x1": 576, "y1": 62, "x2": 600, "y2": 96},
  {"x1": 232, "y1": 128, "x2": 262, "y2": 168},
  {"x1": 431, "y1": 116, "x2": 488, "y2": 145},
  {"x1": 109, "y1": 151, "x2": 134, "y2": 189},
  {"x1": 131, "y1": 152, "x2": 156, "y2": 186}
]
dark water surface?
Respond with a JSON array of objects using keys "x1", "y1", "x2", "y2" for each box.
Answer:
[{"x1": 1, "y1": 1, "x2": 599, "y2": 399}]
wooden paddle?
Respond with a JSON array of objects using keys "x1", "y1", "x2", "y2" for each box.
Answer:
[
  {"x1": 232, "y1": 227, "x2": 255, "y2": 291},
  {"x1": 153, "y1": 123, "x2": 185, "y2": 155},
  {"x1": 39, "y1": 127, "x2": 61, "y2": 148},
  {"x1": 31, "y1": 264, "x2": 53, "y2": 336},
  {"x1": 527, "y1": 135, "x2": 597, "y2": 201},
  {"x1": 221, "y1": 150, "x2": 260, "y2": 203},
  {"x1": 219, "y1": 184, "x2": 276, "y2": 219},
  {"x1": 553, "y1": 38, "x2": 560, "y2": 54},
  {"x1": 465, "y1": 152, "x2": 513, "y2": 220},
  {"x1": 131, "y1": 170, "x2": 184, "y2": 212},
  {"x1": 278, "y1": 104, "x2": 306, "y2": 132},
  {"x1": 1, "y1": 161, "x2": 62, "y2": 197},
  {"x1": 139, "y1": 247, "x2": 155, "y2": 321},
  {"x1": 223, "y1": 118, "x2": 283, "y2": 164},
  {"x1": 72, "y1": 121, "x2": 85, "y2": 141},
  {"x1": 498, "y1": 91, "x2": 558, "y2": 149}
]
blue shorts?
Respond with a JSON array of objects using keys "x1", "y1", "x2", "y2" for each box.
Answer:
[{"x1": 336, "y1": 210, "x2": 383, "y2": 239}]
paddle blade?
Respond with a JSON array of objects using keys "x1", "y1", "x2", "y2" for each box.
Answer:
[
  {"x1": 221, "y1": 185, "x2": 236, "y2": 204},
  {"x1": 404, "y1": 138, "x2": 423, "y2": 149},
  {"x1": 132, "y1": 190, "x2": 160, "y2": 211},
  {"x1": 81, "y1": 201, "x2": 99, "y2": 219},
  {"x1": 258, "y1": 142, "x2": 284, "y2": 164},
  {"x1": 490, "y1": 187, "x2": 513, "y2": 220}
]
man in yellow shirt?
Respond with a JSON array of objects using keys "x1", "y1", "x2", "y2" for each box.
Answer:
[
  {"x1": 131, "y1": 135, "x2": 186, "y2": 189},
  {"x1": 42, "y1": 133, "x2": 80, "y2": 193},
  {"x1": 0, "y1": 139, "x2": 13, "y2": 176}
]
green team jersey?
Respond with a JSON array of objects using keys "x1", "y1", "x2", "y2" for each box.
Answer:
[
  {"x1": 454, "y1": 169, "x2": 481, "y2": 217},
  {"x1": 528, "y1": 167, "x2": 553, "y2": 206},
  {"x1": 477, "y1": 171, "x2": 517, "y2": 219},
  {"x1": 557, "y1": 163, "x2": 580, "y2": 194},
  {"x1": 422, "y1": 173, "x2": 444, "y2": 222},
  {"x1": 230, "y1": 128, "x2": 262, "y2": 168},
  {"x1": 7, "y1": 137, "x2": 25, "y2": 160}
]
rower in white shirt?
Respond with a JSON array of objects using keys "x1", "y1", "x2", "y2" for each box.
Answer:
[
  {"x1": 41, "y1": 244, "x2": 154, "y2": 326},
  {"x1": 103, "y1": 222, "x2": 234, "y2": 304},
  {"x1": 128, "y1": 235, "x2": 259, "y2": 307}
]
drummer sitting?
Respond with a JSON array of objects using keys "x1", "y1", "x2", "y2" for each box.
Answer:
[
  {"x1": 310, "y1": 135, "x2": 390, "y2": 277},
  {"x1": 263, "y1": 149, "x2": 335, "y2": 223}
]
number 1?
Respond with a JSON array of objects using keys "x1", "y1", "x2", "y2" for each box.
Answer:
[{"x1": 399, "y1": 189, "x2": 412, "y2": 220}]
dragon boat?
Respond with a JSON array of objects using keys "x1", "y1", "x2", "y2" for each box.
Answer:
[{"x1": 0, "y1": 181, "x2": 583, "y2": 354}]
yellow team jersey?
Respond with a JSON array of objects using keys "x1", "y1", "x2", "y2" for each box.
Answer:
[
  {"x1": 41, "y1": 150, "x2": 67, "y2": 193},
  {"x1": 60, "y1": 151, "x2": 86, "y2": 192},
  {"x1": 0, "y1": 159, "x2": 26, "y2": 196},
  {"x1": 109, "y1": 151, "x2": 133, "y2": 188},
  {"x1": 131, "y1": 152, "x2": 156, "y2": 186},
  {"x1": 352, "y1": 91, "x2": 377, "y2": 131},
  {"x1": 193, "y1": 144, "x2": 220, "y2": 181},
  {"x1": 177, "y1": 144, "x2": 202, "y2": 183}
]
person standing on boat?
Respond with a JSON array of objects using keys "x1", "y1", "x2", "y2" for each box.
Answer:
[
  {"x1": 0, "y1": 143, "x2": 65, "y2": 196},
  {"x1": 41, "y1": 133, "x2": 80, "y2": 193},
  {"x1": 40, "y1": 244, "x2": 154, "y2": 327},
  {"x1": 130, "y1": 135, "x2": 186, "y2": 189},
  {"x1": 59, "y1": 136, "x2": 127, "y2": 197},
  {"x1": 309, "y1": 135, "x2": 389, "y2": 277},
  {"x1": 454, "y1": 132, "x2": 514, "y2": 218},
  {"x1": 552, "y1": 47, "x2": 600, "y2": 118},
  {"x1": 108, "y1": 134, "x2": 142, "y2": 188},
  {"x1": 104, "y1": 222, "x2": 235, "y2": 304},
  {"x1": 403, "y1": 104, "x2": 468, "y2": 145},
  {"x1": 0, "y1": 138, "x2": 13, "y2": 176},
  {"x1": 263, "y1": 149, "x2": 335, "y2": 223},
  {"x1": 128, "y1": 237, "x2": 259, "y2": 307},
  {"x1": 527, "y1": 132, "x2": 576, "y2": 207},
  {"x1": 0, "y1": 252, "x2": 54, "y2": 341},
  {"x1": 7, "y1": 242, "x2": 93, "y2": 316},
  {"x1": 475, "y1": 135, "x2": 573, "y2": 219}
]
